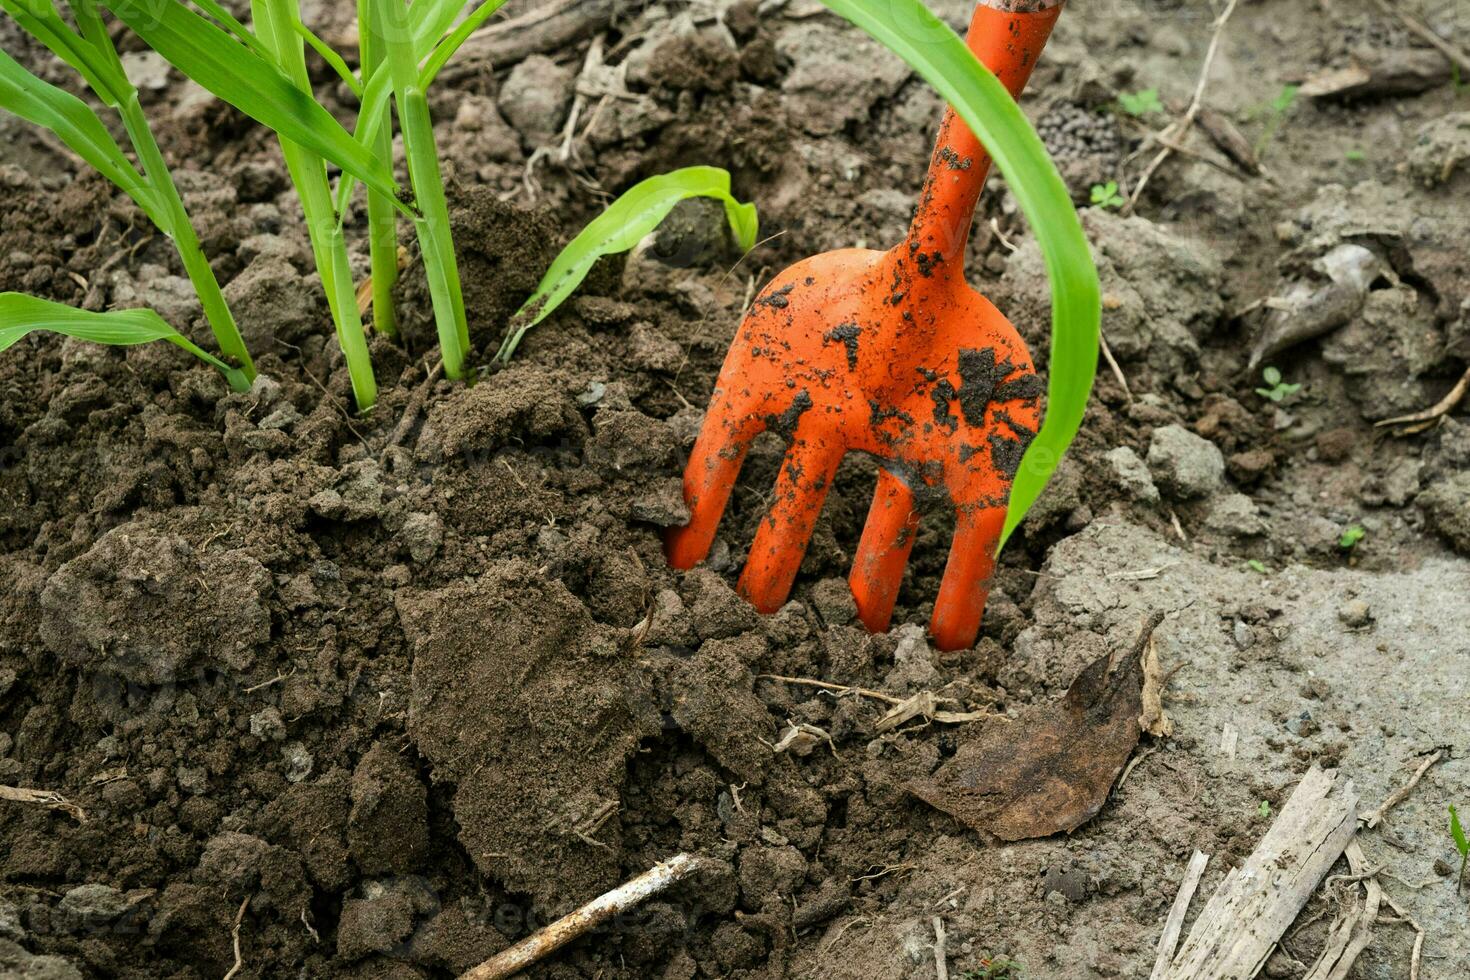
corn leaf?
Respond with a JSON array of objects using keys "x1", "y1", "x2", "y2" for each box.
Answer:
[
  {"x1": 293, "y1": 19, "x2": 362, "y2": 97},
  {"x1": 816, "y1": 0, "x2": 1101, "y2": 551},
  {"x1": 106, "y1": 0, "x2": 402, "y2": 206},
  {"x1": 334, "y1": 0, "x2": 507, "y2": 217},
  {"x1": 0, "y1": 292, "x2": 250, "y2": 390},
  {"x1": 187, "y1": 0, "x2": 273, "y2": 57},
  {"x1": 420, "y1": 0, "x2": 507, "y2": 88},
  {"x1": 497, "y1": 166, "x2": 757, "y2": 362},
  {"x1": 411, "y1": 0, "x2": 472, "y2": 54},
  {"x1": 0, "y1": 0, "x2": 132, "y2": 105},
  {"x1": 1452, "y1": 804, "x2": 1468, "y2": 858},
  {"x1": 0, "y1": 47, "x2": 164, "y2": 225}
]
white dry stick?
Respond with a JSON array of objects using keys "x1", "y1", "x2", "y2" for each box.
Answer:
[
  {"x1": 1363, "y1": 750, "x2": 1444, "y2": 829},
  {"x1": 1162, "y1": 766, "x2": 1359, "y2": 980},
  {"x1": 933, "y1": 916, "x2": 949, "y2": 980},
  {"x1": 1302, "y1": 840, "x2": 1381, "y2": 980},
  {"x1": 1151, "y1": 850, "x2": 1211, "y2": 980},
  {"x1": 1218, "y1": 723, "x2": 1239, "y2": 760},
  {"x1": 1126, "y1": 0, "x2": 1241, "y2": 213},
  {"x1": 221, "y1": 895, "x2": 249, "y2": 980},
  {"x1": 0, "y1": 785, "x2": 85, "y2": 822},
  {"x1": 1378, "y1": 892, "x2": 1425, "y2": 980},
  {"x1": 460, "y1": 854, "x2": 714, "y2": 980}
]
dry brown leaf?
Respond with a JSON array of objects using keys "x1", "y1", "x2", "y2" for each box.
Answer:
[{"x1": 907, "y1": 616, "x2": 1160, "y2": 841}]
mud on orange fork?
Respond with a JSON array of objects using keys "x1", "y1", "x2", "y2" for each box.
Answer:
[{"x1": 666, "y1": 0, "x2": 1064, "y2": 651}]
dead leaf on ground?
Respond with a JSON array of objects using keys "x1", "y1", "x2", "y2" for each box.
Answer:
[{"x1": 907, "y1": 615, "x2": 1161, "y2": 841}]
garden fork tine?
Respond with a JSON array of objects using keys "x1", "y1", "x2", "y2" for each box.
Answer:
[{"x1": 668, "y1": 0, "x2": 1063, "y2": 650}]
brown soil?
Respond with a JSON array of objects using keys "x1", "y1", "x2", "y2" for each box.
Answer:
[{"x1": 2, "y1": 2, "x2": 1469, "y2": 979}]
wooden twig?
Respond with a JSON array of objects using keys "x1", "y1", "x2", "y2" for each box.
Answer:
[
  {"x1": 1099, "y1": 331, "x2": 1133, "y2": 404},
  {"x1": 1375, "y1": 366, "x2": 1470, "y2": 433},
  {"x1": 1302, "y1": 840, "x2": 1381, "y2": 980},
  {"x1": 221, "y1": 896, "x2": 249, "y2": 980},
  {"x1": 1367, "y1": 0, "x2": 1470, "y2": 74},
  {"x1": 1362, "y1": 750, "x2": 1444, "y2": 829},
  {"x1": 1151, "y1": 850, "x2": 1211, "y2": 980},
  {"x1": 1377, "y1": 892, "x2": 1425, "y2": 980},
  {"x1": 1161, "y1": 767, "x2": 1358, "y2": 979},
  {"x1": 460, "y1": 854, "x2": 714, "y2": 979},
  {"x1": 1126, "y1": 0, "x2": 1240, "y2": 213}
]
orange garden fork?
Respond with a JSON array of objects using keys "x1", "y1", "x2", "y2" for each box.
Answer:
[{"x1": 667, "y1": 0, "x2": 1064, "y2": 650}]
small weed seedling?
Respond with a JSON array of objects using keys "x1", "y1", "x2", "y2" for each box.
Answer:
[
  {"x1": 1258, "y1": 800, "x2": 1272, "y2": 820},
  {"x1": 1118, "y1": 87, "x2": 1164, "y2": 117},
  {"x1": 1253, "y1": 83, "x2": 1299, "y2": 156},
  {"x1": 1338, "y1": 524, "x2": 1366, "y2": 551},
  {"x1": 1345, "y1": 148, "x2": 1366, "y2": 163},
  {"x1": 1246, "y1": 559, "x2": 1268, "y2": 575},
  {"x1": 1255, "y1": 365, "x2": 1301, "y2": 402},
  {"x1": 1090, "y1": 180, "x2": 1126, "y2": 209},
  {"x1": 1451, "y1": 803, "x2": 1467, "y2": 895},
  {"x1": 960, "y1": 956, "x2": 1025, "y2": 980}
]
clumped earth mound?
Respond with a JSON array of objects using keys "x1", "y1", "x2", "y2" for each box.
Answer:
[{"x1": 1, "y1": 2, "x2": 1468, "y2": 979}]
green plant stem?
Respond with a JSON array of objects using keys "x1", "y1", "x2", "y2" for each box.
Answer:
[
  {"x1": 358, "y1": 1, "x2": 399, "y2": 339},
  {"x1": 254, "y1": 0, "x2": 377, "y2": 410},
  {"x1": 373, "y1": 0, "x2": 469, "y2": 381},
  {"x1": 73, "y1": 0, "x2": 256, "y2": 381},
  {"x1": 115, "y1": 95, "x2": 256, "y2": 380}
]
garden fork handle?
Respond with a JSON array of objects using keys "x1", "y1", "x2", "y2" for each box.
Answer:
[{"x1": 905, "y1": 0, "x2": 1064, "y2": 269}]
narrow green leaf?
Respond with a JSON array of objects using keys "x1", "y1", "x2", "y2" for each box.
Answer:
[
  {"x1": 1452, "y1": 804, "x2": 1468, "y2": 858},
  {"x1": 497, "y1": 166, "x2": 757, "y2": 362},
  {"x1": 293, "y1": 18, "x2": 362, "y2": 96},
  {"x1": 419, "y1": 0, "x2": 508, "y2": 88},
  {"x1": 0, "y1": 0, "x2": 132, "y2": 105},
  {"x1": 411, "y1": 0, "x2": 472, "y2": 54},
  {"x1": 0, "y1": 48, "x2": 164, "y2": 225},
  {"x1": 815, "y1": 0, "x2": 1100, "y2": 551},
  {"x1": 187, "y1": 0, "x2": 273, "y2": 57},
  {"x1": 0, "y1": 292, "x2": 249, "y2": 390},
  {"x1": 335, "y1": 0, "x2": 507, "y2": 218},
  {"x1": 107, "y1": 0, "x2": 403, "y2": 207}
]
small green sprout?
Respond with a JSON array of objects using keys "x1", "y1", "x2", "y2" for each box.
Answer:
[
  {"x1": 960, "y1": 956, "x2": 1025, "y2": 979},
  {"x1": 1255, "y1": 366, "x2": 1302, "y2": 402},
  {"x1": 1090, "y1": 181, "x2": 1126, "y2": 209},
  {"x1": 1119, "y1": 87, "x2": 1164, "y2": 116},
  {"x1": 1451, "y1": 804, "x2": 1467, "y2": 895},
  {"x1": 1258, "y1": 800, "x2": 1272, "y2": 819},
  {"x1": 1246, "y1": 559, "x2": 1268, "y2": 575},
  {"x1": 1338, "y1": 524, "x2": 1367, "y2": 551},
  {"x1": 1345, "y1": 149, "x2": 1366, "y2": 162},
  {"x1": 1253, "y1": 84, "x2": 1299, "y2": 155}
]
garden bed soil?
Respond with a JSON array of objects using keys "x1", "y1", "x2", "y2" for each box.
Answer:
[{"x1": 2, "y1": 0, "x2": 1469, "y2": 978}]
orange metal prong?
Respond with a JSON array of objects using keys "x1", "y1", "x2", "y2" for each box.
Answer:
[
  {"x1": 849, "y1": 469, "x2": 920, "y2": 634},
  {"x1": 737, "y1": 430, "x2": 844, "y2": 612}
]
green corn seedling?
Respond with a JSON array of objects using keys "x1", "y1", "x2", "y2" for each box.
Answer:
[
  {"x1": 113, "y1": 0, "x2": 512, "y2": 408},
  {"x1": 369, "y1": 0, "x2": 469, "y2": 382},
  {"x1": 0, "y1": 293, "x2": 248, "y2": 389},
  {"x1": 498, "y1": 167, "x2": 759, "y2": 362},
  {"x1": 109, "y1": 0, "x2": 413, "y2": 412},
  {"x1": 357, "y1": 0, "x2": 399, "y2": 341},
  {"x1": 251, "y1": 0, "x2": 381, "y2": 410},
  {"x1": 0, "y1": 0, "x2": 254, "y2": 388}
]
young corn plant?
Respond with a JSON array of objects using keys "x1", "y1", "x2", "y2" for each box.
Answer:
[
  {"x1": 0, "y1": 0, "x2": 255, "y2": 389},
  {"x1": 110, "y1": 0, "x2": 524, "y2": 408},
  {"x1": 108, "y1": 0, "x2": 419, "y2": 411}
]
